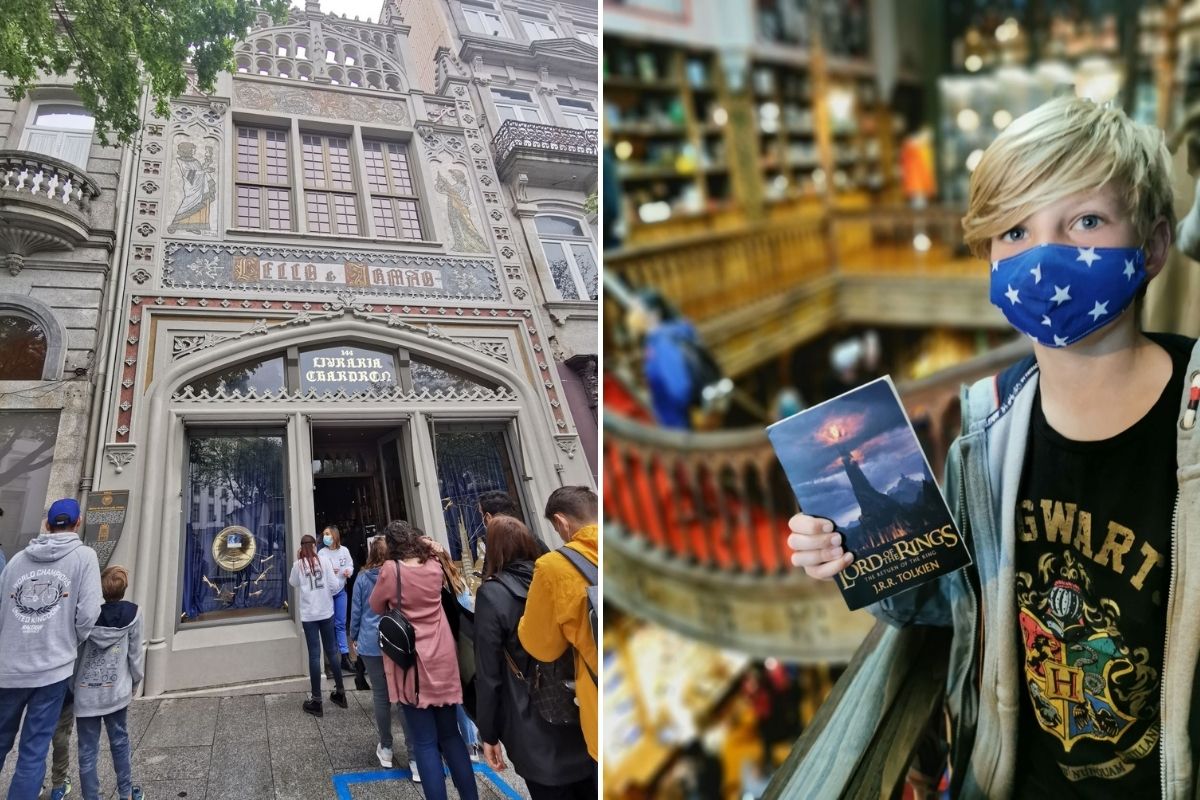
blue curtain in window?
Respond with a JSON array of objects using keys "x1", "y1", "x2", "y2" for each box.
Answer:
[
  {"x1": 182, "y1": 434, "x2": 288, "y2": 621},
  {"x1": 433, "y1": 428, "x2": 514, "y2": 560}
]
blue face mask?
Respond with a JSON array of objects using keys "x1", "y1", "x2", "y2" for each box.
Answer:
[
  {"x1": 323, "y1": 535, "x2": 333, "y2": 548},
  {"x1": 989, "y1": 243, "x2": 1146, "y2": 347}
]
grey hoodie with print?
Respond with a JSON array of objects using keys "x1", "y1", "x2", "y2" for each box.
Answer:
[
  {"x1": 73, "y1": 600, "x2": 144, "y2": 718},
  {"x1": 0, "y1": 532, "x2": 102, "y2": 688}
]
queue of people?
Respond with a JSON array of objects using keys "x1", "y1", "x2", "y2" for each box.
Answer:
[{"x1": 0, "y1": 484, "x2": 598, "y2": 800}]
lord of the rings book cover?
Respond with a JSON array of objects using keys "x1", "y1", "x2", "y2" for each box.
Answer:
[{"x1": 767, "y1": 376, "x2": 972, "y2": 610}]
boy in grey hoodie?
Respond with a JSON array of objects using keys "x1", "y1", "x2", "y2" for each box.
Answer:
[
  {"x1": 0, "y1": 498, "x2": 101, "y2": 800},
  {"x1": 73, "y1": 565, "x2": 143, "y2": 800}
]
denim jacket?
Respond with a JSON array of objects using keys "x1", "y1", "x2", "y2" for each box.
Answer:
[
  {"x1": 349, "y1": 566, "x2": 381, "y2": 658},
  {"x1": 870, "y1": 332, "x2": 1200, "y2": 799}
]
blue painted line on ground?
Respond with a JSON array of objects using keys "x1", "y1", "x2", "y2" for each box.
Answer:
[{"x1": 331, "y1": 762, "x2": 522, "y2": 800}]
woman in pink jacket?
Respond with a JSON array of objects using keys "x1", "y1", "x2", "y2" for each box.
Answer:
[{"x1": 369, "y1": 520, "x2": 477, "y2": 800}]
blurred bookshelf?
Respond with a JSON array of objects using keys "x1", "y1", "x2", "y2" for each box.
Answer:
[{"x1": 604, "y1": 5, "x2": 909, "y2": 245}]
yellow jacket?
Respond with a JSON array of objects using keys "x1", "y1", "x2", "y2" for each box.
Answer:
[{"x1": 517, "y1": 524, "x2": 598, "y2": 760}]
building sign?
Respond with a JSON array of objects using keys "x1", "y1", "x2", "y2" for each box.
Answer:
[
  {"x1": 232, "y1": 257, "x2": 444, "y2": 291},
  {"x1": 300, "y1": 345, "x2": 398, "y2": 395},
  {"x1": 84, "y1": 490, "x2": 130, "y2": 569},
  {"x1": 163, "y1": 242, "x2": 502, "y2": 300}
]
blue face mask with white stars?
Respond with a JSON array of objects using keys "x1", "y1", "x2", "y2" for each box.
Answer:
[{"x1": 989, "y1": 243, "x2": 1146, "y2": 348}]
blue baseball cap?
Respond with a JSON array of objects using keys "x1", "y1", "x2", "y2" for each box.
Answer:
[{"x1": 47, "y1": 498, "x2": 81, "y2": 528}]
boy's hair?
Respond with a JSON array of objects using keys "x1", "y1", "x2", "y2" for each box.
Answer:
[
  {"x1": 544, "y1": 486, "x2": 598, "y2": 524},
  {"x1": 102, "y1": 565, "x2": 128, "y2": 602},
  {"x1": 963, "y1": 95, "x2": 1175, "y2": 259}
]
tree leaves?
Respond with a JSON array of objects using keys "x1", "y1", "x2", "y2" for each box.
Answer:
[{"x1": 0, "y1": 0, "x2": 289, "y2": 146}]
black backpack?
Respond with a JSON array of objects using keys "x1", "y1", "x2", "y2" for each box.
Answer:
[
  {"x1": 557, "y1": 547, "x2": 597, "y2": 684},
  {"x1": 378, "y1": 560, "x2": 419, "y2": 702},
  {"x1": 493, "y1": 571, "x2": 579, "y2": 726}
]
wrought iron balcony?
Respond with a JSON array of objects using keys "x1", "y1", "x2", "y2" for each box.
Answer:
[
  {"x1": 0, "y1": 150, "x2": 100, "y2": 275},
  {"x1": 491, "y1": 120, "x2": 598, "y2": 188}
]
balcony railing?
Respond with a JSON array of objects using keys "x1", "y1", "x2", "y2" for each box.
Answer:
[
  {"x1": 0, "y1": 150, "x2": 99, "y2": 218},
  {"x1": 0, "y1": 150, "x2": 101, "y2": 273},
  {"x1": 491, "y1": 119, "x2": 598, "y2": 178}
]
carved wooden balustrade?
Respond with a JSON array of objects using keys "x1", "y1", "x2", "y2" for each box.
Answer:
[{"x1": 0, "y1": 150, "x2": 101, "y2": 275}]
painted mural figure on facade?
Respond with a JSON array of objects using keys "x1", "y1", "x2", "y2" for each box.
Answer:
[
  {"x1": 435, "y1": 168, "x2": 489, "y2": 253},
  {"x1": 168, "y1": 142, "x2": 217, "y2": 234}
]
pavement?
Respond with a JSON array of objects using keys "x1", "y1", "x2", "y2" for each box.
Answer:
[{"x1": 0, "y1": 688, "x2": 531, "y2": 800}]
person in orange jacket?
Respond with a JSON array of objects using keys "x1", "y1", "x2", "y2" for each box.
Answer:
[{"x1": 517, "y1": 486, "x2": 599, "y2": 780}]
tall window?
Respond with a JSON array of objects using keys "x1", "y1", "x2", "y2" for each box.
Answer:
[
  {"x1": 363, "y1": 139, "x2": 422, "y2": 240},
  {"x1": 236, "y1": 126, "x2": 292, "y2": 231},
  {"x1": 521, "y1": 15, "x2": 559, "y2": 40},
  {"x1": 0, "y1": 314, "x2": 47, "y2": 380},
  {"x1": 301, "y1": 133, "x2": 359, "y2": 235},
  {"x1": 462, "y1": 1, "x2": 509, "y2": 36},
  {"x1": 21, "y1": 103, "x2": 94, "y2": 169},
  {"x1": 557, "y1": 98, "x2": 598, "y2": 129},
  {"x1": 492, "y1": 89, "x2": 543, "y2": 123},
  {"x1": 536, "y1": 216, "x2": 597, "y2": 300}
]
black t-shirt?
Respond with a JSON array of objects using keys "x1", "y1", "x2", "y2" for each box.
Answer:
[{"x1": 1012, "y1": 337, "x2": 1192, "y2": 796}]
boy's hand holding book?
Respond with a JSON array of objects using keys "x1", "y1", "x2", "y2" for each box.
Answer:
[{"x1": 786, "y1": 513, "x2": 854, "y2": 580}]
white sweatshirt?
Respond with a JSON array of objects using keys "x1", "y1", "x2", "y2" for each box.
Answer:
[
  {"x1": 320, "y1": 546, "x2": 354, "y2": 592},
  {"x1": 288, "y1": 555, "x2": 343, "y2": 622}
]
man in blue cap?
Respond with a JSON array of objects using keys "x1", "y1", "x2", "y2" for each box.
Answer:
[{"x1": 0, "y1": 497, "x2": 101, "y2": 799}]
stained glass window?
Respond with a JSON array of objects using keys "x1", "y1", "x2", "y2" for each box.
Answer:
[{"x1": 432, "y1": 423, "x2": 524, "y2": 560}]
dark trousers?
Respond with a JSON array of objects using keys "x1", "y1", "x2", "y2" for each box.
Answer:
[
  {"x1": 0, "y1": 678, "x2": 70, "y2": 800},
  {"x1": 400, "y1": 704, "x2": 478, "y2": 800},
  {"x1": 302, "y1": 616, "x2": 343, "y2": 700},
  {"x1": 525, "y1": 769, "x2": 597, "y2": 800}
]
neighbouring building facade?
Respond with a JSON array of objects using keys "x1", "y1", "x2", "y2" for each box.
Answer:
[{"x1": 0, "y1": 0, "x2": 597, "y2": 694}]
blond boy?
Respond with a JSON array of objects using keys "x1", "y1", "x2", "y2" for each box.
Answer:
[{"x1": 790, "y1": 96, "x2": 1200, "y2": 797}]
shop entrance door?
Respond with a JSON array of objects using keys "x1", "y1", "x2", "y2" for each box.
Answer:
[{"x1": 310, "y1": 423, "x2": 412, "y2": 567}]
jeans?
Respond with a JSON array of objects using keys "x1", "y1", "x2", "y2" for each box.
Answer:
[
  {"x1": 400, "y1": 704, "x2": 478, "y2": 800},
  {"x1": 360, "y1": 654, "x2": 414, "y2": 763},
  {"x1": 525, "y1": 772, "x2": 597, "y2": 800},
  {"x1": 333, "y1": 590, "x2": 349, "y2": 654},
  {"x1": 302, "y1": 616, "x2": 343, "y2": 699},
  {"x1": 50, "y1": 693, "x2": 74, "y2": 786},
  {"x1": 77, "y1": 708, "x2": 132, "y2": 800},
  {"x1": 0, "y1": 678, "x2": 70, "y2": 800},
  {"x1": 456, "y1": 705, "x2": 478, "y2": 748}
]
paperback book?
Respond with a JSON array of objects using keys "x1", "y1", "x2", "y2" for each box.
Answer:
[{"x1": 767, "y1": 376, "x2": 972, "y2": 610}]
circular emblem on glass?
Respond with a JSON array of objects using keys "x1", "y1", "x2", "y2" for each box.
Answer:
[{"x1": 212, "y1": 525, "x2": 256, "y2": 572}]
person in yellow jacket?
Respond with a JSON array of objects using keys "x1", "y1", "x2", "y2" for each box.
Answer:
[{"x1": 518, "y1": 486, "x2": 599, "y2": 776}]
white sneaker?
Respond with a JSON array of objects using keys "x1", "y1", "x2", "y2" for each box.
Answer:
[
  {"x1": 410, "y1": 761, "x2": 422, "y2": 783},
  {"x1": 376, "y1": 744, "x2": 393, "y2": 769}
]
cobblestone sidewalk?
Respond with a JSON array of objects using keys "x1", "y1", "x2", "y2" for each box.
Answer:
[{"x1": 0, "y1": 689, "x2": 530, "y2": 800}]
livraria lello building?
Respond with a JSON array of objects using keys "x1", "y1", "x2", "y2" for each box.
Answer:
[{"x1": 0, "y1": 0, "x2": 597, "y2": 693}]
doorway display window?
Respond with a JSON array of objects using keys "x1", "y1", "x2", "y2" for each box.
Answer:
[
  {"x1": 432, "y1": 423, "x2": 524, "y2": 561},
  {"x1": 182, "y1": 430, "x2": 288, "y2": 623},
  {"x1": 185, "y1": 355, "x2": 286, "y2": 396},
  {"x1": 0, "y1": 411, "x2": 59, "y2": 558}
]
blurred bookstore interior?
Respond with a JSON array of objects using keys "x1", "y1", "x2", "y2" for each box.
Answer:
[{"x1": 601, "y1": 1, "x2": 1200, "y2": 798}]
